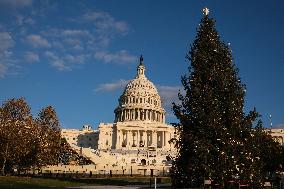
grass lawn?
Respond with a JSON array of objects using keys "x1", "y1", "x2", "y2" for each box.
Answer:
[
  {"x1": 0, "y1": 176, "x2": 171, "y2": 189},
  {"x1": 0, "y1": 176, "x2": 88, "y2": 189}
]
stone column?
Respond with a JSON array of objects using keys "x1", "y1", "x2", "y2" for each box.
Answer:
[
  {"x1": 136, "y1": 130, "x2": 139, "y2": 147},
  {"x1": 121, "y1": 131, "x2": 125, "y2": 147},
  {"x1": 146, "y1": 109, "x2": 149, "y2": 121},
  {"x1": 140, "y1": 109, "x2": 143, "y2": 120},
  {"x1": 152, "y1": 130, "x2": 157, "y2": 147},
  {"x1": 148, "y1": 131, "x2": 151, "y2": 146},
  {"x1": 163, "y1": 131, "x2": 166, "y2": 147},
  {"x1": 132, "y1": 131, "x2": 135, "y2": 147},
  {"x1": 165, "y1": 131, "x2": 170, "y2": 149},
  {"x1": 126, "y1": 130, "x2": 131, "y2": 148},
  {"x1": 143, "y1": 131, "x2": 147, "y2": 147},
  {"x1": 120, "y1": 130, "x2": 123, "y2": 148},
  {"x1": 137, "y1": 109, "x2": 139, "y2": 120},
  {"x1": 116, "y1": 130, "x2": 120, "y2": 149}
]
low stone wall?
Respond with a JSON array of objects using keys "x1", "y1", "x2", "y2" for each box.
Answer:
[{"x1": 42, "y1": 164, "x2": 171, "y2": 177}]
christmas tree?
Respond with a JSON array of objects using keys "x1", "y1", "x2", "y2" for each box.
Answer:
[{"x1": 171, "y1": 8, "x2": 282, "y2": 188}]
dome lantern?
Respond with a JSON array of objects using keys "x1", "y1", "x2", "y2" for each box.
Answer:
[{"x1": 137, "y1": 55, "x2": 145, "y2": 78}]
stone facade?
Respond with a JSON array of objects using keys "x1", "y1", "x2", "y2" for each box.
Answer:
[{"x1": 269, "y1": 128, "x2": 284, "y2": 145}]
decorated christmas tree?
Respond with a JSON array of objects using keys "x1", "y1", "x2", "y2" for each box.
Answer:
[{"x1": 171, "y1": 8, "x2": 282, "y2": 188}]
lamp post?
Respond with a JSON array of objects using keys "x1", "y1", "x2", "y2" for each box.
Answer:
[{"x1": 269, "y1": 114, "x2": 272, "y2": 133}]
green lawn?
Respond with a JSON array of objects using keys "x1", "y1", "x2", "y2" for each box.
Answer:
[
  {"x1": 0, "y1": 176, "x2": 88, "y2": 189},
  {"x1": 0, "y1": 176, "x2": 171, "y2": 189}
]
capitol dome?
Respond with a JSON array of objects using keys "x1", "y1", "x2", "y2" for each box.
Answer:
[{"x1": 114, "y1": 56, "x2": 166, "y2": 123}]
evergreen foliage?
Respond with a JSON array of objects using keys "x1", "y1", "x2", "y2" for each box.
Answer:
[{"x1": 171, "y1": 12, "x2": 282, "y2": 188}]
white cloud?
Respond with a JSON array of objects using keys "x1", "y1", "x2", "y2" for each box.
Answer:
[
  {"x1": 24, "y1": 51, "x2": 39, "y2": 63},
  {"x1": 63, "y1": 38, "x2": 84, "y2": 51},
  {"x1": 26, "y1": 34, "x2": 51, "y2": 48},
  {"x1": 62, "y1": 29, "x2": 91, "y2": 38},
  {"x1": 0, "y1": 32, "x2": 14, "y2": 53},
  {"x1": 16, "y1": 15, "x2": 35, "y2": 26},
  {"x1": 0, "y1": 64, "x2": 7, "y2": 78},
  {"x1": 95, "y1": 79, "x2": 129, "y2": 92},
  {"x1": 44, "y1": 51, "x2": 56, "y2": 60},
  {"x1": 44, "y1": 51, "x2": 88, "y2": 71},
  {"x1": 37, "y1": 10, "x2": 133, "y2": 71},
  {"x1": 0, "y1": 0, "x2": 32, "y2": 9},
  {"x1": 44, "y1": 51, "x2": 71, "y2": 71},
  {"x1": 94, "y1": 50, "x2": 137, "y2": 64},
  {"x1": 83, "y1": 11, "x2": 129, "y2": 35},
  {"x1": 63, "y1": 38, "x2": 82, "y2": 46},
  {"x1": 64, "y1": 54, "x2": 86, "y2": 64},
  {"x1": 51, "y1": 41, "x2": 64, "y2": 50},
  {"x1": 0, "y1": 32, "x2": 14, "y2": 77},
  {"x1": 51, "y1": 59, "x2": 71, "y2": 71},
  {"x1": 157, "y1": 85, "x2": 183, "y2": 109}
]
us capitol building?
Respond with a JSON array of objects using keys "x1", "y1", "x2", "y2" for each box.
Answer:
[{"x1": 54, "y1": 56, "x2": 178, "y2": 176}]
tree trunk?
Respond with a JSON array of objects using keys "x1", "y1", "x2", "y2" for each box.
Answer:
[{"x1": 1, "y1": 143, "x2": 8, "y2": 175}]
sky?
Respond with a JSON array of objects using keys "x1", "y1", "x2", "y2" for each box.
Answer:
[{"x1": 0, "y1": 0, "x2": 283, "y2": 129}]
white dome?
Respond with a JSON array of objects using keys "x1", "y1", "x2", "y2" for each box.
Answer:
[{"x1": 114, "y1": 56, "x2": 165, "y2": 123}]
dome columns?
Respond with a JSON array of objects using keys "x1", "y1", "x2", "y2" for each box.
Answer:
[{"x1": 115, "y1": 108, "x2": 165, "y2": 123}]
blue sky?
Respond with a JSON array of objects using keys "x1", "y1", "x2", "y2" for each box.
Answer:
[{"x1": 0, "y1": 0, "x2": 283, "y2": 129}]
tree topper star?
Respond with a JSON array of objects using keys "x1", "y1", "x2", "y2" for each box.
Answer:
[{"x1": 203, "y1": 7, "x2": 210, "y2": 15}]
